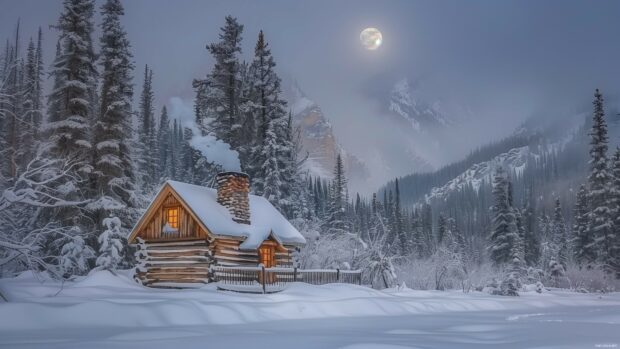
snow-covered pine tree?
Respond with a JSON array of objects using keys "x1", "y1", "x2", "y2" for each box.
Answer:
[
  {"x1": 437, "y1": 213, "x2": 447, "y2": 245},
  {"x1": 47, "y1": 0, "x2": 97, "y2": 171},
  {"x1": 20, "y1": 37, "x2": 41, "y2": 167},
  {"x1": 260, "y1": 119, "x2": 283, "y2": 206},
  {"x1": 421, "y1": 204, "x2": 434, "y2": 257},
  {"x1": 136, "y1": 65, "x2": 158, "y2": 189},
  {"x1": 157, "y1": 106, "x2": 170, "y2": 180},
  {"x1": 609, "y1": 148, "x2": 620, "y2": 276},
  {"x1": 96, "y1": 215, "x2": 123, "y2": 270},
  {"x1": 552, "y1": 198, "x2": 569, "y2": 268},
  {"x1": 394, "y1": 178, "x2": 408, "y2": 255},
  {"x1": 169, "y1": 118, "x2": 179, "y2": 180},
  {"x1": 42, "y1": 0, "x2": 97, "y2": 254},
  {"x1": 179, "y1": 127, "x2": 194, "y2": 182},
  {"x1": 572, "y1": 184, "x2": 594, "y2": 266},
  {"x1": 587, "y1": 89, "x2": 614, "y2": 273},
  {"x1": 522, "y1": 202, "x2": 540, "y2": 266},
  {"x1": 0, "y1": 21, "x2": 24, "y2": 182},
  {"x1": 325, "y1": 154, "x2": 349, "y2": 235},
  {"x1": 489, "y1": 167, "x2": 516, "y2": 265},
  {"x1": 193, "y1": 16, "x2": 244, "y2": 149},
  {"x1": 34, "y1": 27, "x2": 43, "y2": 136},
  {"x1": 92, "y1": 0, "x2": 136, "y2": 228}
]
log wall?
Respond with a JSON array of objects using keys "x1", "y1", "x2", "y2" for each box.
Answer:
[
  {"x1": 211, "y1": 238, "x2": 294, "y2": 267},
  {"x1": 134, "y1": 237, "x2": 296, "y2": 288},
  {"x1": 134, "y1": 238, "x2": 212, "y2": 288}
]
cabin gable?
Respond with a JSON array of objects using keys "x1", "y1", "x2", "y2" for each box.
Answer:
[{"x1": 129, "y1": 185, "x2": 210, "y2": 242}]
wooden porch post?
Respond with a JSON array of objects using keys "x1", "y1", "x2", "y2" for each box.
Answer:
[{"x1": 261, "y1": 265, "x2": 266, "y2": 294}]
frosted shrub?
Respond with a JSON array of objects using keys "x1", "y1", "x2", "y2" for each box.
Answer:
[
  {"x1": 394, "y1": 252, "x2": 481, "y2": 291},
  {"x1": 96, "y1": 216, "x2": 124, "y2": 271},
  {"x1": 563, "y1": 264, "x2": 619, "y2": 293}
]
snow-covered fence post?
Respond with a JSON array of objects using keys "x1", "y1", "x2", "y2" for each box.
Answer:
[
  {"x1": 261, "y1": 265, "x2": 266, "y2": 294},
  {"x1": 337, "y1": 268, "x2": 340, "y2": 282},
  {"x1": 293, "y1": 267, "x2": 298, "y2": 282}
]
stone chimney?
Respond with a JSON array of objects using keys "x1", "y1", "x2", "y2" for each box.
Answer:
[{"x1": 216, "y1": 172, "x2": 251, "y2": 224}]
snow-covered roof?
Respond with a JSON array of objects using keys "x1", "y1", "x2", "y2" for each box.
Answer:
[{"x1": 151, "y1": 180, "x2": 305, "y2": 249}]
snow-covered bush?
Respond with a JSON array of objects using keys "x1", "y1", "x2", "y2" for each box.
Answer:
[
  {"x1": 96, "y1": 216, "x2": 124, "y2": 271},
  {"x1": 60, "y1": 234, "x2": 95, "y2": 278},
  {"x1": 563, "y1": 263, "x2": 620, "y2": 293}
]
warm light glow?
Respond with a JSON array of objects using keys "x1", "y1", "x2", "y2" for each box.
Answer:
[
  {"x1": 259, "y1": 246, "x2": 275, "y2": 268},
  {"x1": 166, "y1": 208, "x2": 179, "y2": 229}
]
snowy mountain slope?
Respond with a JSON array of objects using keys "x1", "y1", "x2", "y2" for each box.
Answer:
[
  {"x1": 425, "y1": 146, "x2": 531, "y2": 202},
  {"x1": 288, "y1": 82, "x2": 369, "y2": 181},
  {"x1": 388, "y1": 78, "x2": 451, "y2": 132}
]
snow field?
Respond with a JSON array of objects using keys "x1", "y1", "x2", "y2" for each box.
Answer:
[{"x1": 1, "y1": 270, "x2": 618, "y2": 332}]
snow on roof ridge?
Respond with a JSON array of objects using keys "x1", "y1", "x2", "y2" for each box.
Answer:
[{"x1": 164, "y1": 180, "x2": 305, "y2": 249}]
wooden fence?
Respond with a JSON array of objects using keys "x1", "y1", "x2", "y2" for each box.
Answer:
[{"x1": 212, "y1": 266, "x2": 362, "y2": 293}]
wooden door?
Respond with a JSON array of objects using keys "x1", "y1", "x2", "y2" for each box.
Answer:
[{"x1": 259, "y1": 245, "x2": 276, "y2": 284}]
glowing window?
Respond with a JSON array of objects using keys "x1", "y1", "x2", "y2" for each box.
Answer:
[
  {"x1": 166, "y1": 207, "x2": 179, "y2": 229},
  {"x1": 259, "y1": 246, "x2": 275, "y2": 268}
]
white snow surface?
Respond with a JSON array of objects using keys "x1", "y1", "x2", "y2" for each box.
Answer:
[
  {"x1": 166, "y1": 181, "x2": 305, "y2": 249},
  {"x1": 0, "y1": 270, "x2": 619, "y2": 348}
]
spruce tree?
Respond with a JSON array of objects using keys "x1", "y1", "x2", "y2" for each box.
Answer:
[
  {"x1": 47, "y1": 0, "x2": 97, "y2": 169},
  {"x1": 552, "y1": 198, "x2": 569, "y2": 268},
  {"x1": 326, "y1": 154, "x2": 349, "y2": 234},
  {"x1": 44, "y1": 0, "x2": 97, "y2": 243},
  {"x1": 93, "y1": 0, "x2": 136, "y2": 223},
  {"x1": 609, "y1": 149, "x2": 620, "y2": 276},
  {"x1": 136, "y1": 65, "x2": 157, "y2": 188},
  {"x1": 393, "y1": 178, "x2": 407, "y2": 254},
  {"x1": 488, "y1": 167, "x2": 516, "y2": 265},
  {"x1": 194, "y1": 16, "x2": 244, "y2": 148},
  {"x1": 437, "y1": 213, "x2": 447, "y2": 245},
  {"x1": 573, "y1": 184, "x2": 595, "y2": 266},
  {"x1": 157, "y1": 106, "x2": 170, "y2": 179},
  {"x1": 587, "y1": 89, "x2": 614, "y2": 272}
]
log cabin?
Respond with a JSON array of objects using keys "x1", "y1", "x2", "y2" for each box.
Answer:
[{"x1": 128, "y1": 172, "x2": 306, "y2": 288}]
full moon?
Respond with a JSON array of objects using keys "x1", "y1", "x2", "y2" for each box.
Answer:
[{"x1": 360, "y1": 28, "x2": 382, "y2": 50}]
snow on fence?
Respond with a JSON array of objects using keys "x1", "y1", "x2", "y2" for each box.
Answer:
[{"x1": 212, "y1": 266, "x2": 362, "y2": 293}]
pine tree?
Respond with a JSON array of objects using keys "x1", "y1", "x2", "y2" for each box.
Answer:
[
  {"x1": 437, "y1": 213, "x2": 447, "y2": 245},
  {"x1": 587, "y1": 89, "x2": 614, "y2": 272},
  {"x1": 43, "y1": 0, "x2": 97, "y2": 245},
  {"x1": 522, "y1": 201, "x2": 540, "y2": 266},
  {"x1": 47, "y1": 0, "x2": 97, "y2": 169},
  {"x1": 169, "y1": 118, "x2": 179, "y2": 180},
  {"x1": 194, "y1": 16, "x2": 244, "y2": 148},
  {"x1": 488, "y1": 167, "x2": 516, "y2": 265},
  {"x1": 92, "y1": 0, "x2": 136, "y2": 221},
  {"x1": 260, "y1": 120, "x2": 283, "y2": 207},
  {"x1": 157, "y1": 106, "x2": 170, "y2": 179},
  {"x1": 552, "y1": 198, "x2": 569, "y2": 268},
  {"x1": 573, "y1": 184, "x2": 595, "y2": 266},
  {"x1": 136, "y1": 65, "x2": 157, "y2": 188},
  {"x1": 609, "y1": 148, "x2": 620, "y2": 276},
  {"x1": 393, "y1": 178, "x2": 407, "y2": 254},
  {"x1": 1, "y1": 21, "x2": 23, "y2": 181},
  {"x1": 325, "y1": 154, "x2": 349, "y2": 234}
]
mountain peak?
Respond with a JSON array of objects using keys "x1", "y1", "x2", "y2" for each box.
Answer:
[{"x1": 388, "y1": 78, "x2": 451, "y2": 132}]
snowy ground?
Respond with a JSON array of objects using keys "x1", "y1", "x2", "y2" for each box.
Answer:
[{"x1": 0, "y1": 271, "x2": 619, "y2": 349}]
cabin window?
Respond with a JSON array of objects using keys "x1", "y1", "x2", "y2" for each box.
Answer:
[
  {"x1": 166, "y1": 207, "x2": 179, "y2": 229},
  {"x1": 259, "y1": 246, "x2": 275, "y2": 268}
]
